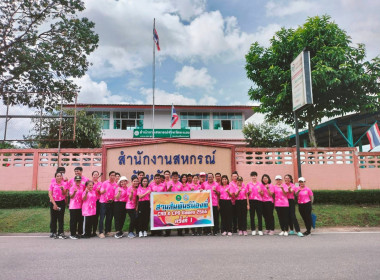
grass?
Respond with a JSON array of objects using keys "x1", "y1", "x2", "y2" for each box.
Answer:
[{"x1": 0, "y1": 205, "x2": 379, "y2": 233}]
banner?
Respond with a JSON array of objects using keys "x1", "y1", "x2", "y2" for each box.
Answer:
[
  {"x1": 150, "y1": 191, "x2": 214, "y2": 230},
  {"x1": 133, "y1": 129, "x2": 190, "y2": 138}
]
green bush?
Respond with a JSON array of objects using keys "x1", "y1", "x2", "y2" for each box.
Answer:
[
  {"x1": 0, "y1": 191, "x2": 50, "y2": 208},
  {"x1": 313, "y1": 190, "x2": 380, "y2": 205},
  {"x1": 0, "y1": 190, "x2": 379, "y2": 208}
]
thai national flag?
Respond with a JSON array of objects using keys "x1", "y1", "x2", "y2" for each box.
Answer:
[
  {"x1": 366, "y1": 122, "x2": 380, "y2": 150},
  {"x1": 171, "y1": 105, "x2": 179, "y2": 128},
  {"x1": 153, "y1": 28, "x2": 160, "y2": 51}
]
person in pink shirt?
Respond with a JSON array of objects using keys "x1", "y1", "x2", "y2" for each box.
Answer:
[
  {"x1": 215, "y1": 172, "x2": 222, "y2": 186},
  {"x1": 114, "y1": 176, "x2": 129, "y2": 238},
  {"x1": 48, "y1": 172, "x2": 68, "y2": 239},
  {"x1": 261, "y1": 174, "x2": 275, "y2": 235},
  {"x1": 91, "y1": 171, "x2": 102, "y2": 237},
  {"x1": 180, "y1": 174, "x2": 190, "y2": 191},
  {"x1": 203, "y1": 173, "x2": 220, "y2": 236},
  {"x1": 230, "y1": 171, "x2": 239, "y2": 233},
  {"x1": 150, "y1": 173, "x2": 166, "y2": 236},
  {"x1": 98, "y1": 171, "x2": 117, "y2": 238},
  {"x1": 69, "y1": 176, "x2": 84, "y2": 239},
  {"x1": 50, "y1": 167, "x2": 68, "y2": 185},
  {"x1": 234, "y1": 176, "x2": 249, "y2": 236},
  {"x1": 68, "y1": 167, "x2": 89, "y2": 191},
  {"x1": 126, "y1": 176, "x2": 139, "y2": 238},
  {"x1": 284, "y1": 174, "x2": 303, "y2": 237},
  {"x1": 81, "y1": 181, "x2": 97, "y2": 239},
  {"x1": 273, "y1": 175, "x2": 290, "y2": 236},
  {"x1": 163, "y1": 170, "x2": 171, "y2": 186},
  {"x1": 296, "y1": 177, "x2": 314, "y2": 236},
  {"x1": 247, "y1": 171, "x2": 264, "y2": 236},
  {"x1": 165, "y1": 171, "x2": 183, "y2": 236},
  {"x1": 187, "y1": 174, "x2": 202, "y2": 236},
  {"x1": 187, "y1": 173, "x2": 193, "y2": 184},
  {"x1": 219, "y1": 175, "x2": 233, "y2": 236},
  {"x1": 137, "y1": 177, "x2": 151, "y2": 237}
]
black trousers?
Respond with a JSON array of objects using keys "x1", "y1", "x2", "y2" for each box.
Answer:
[
  {"x1": 262, "y1": 201, "x2": 275, "y2": 230},
  {"x1": 275, "y1": 207, "x2": 289, "y2": 231},
  {"x1": 138, "y1": 201, "x2": 150, "y2": 232},
  {"x1": 70, "y1": 209, "x2": 83, "y2": 236},
  {"x1": 299, "y1": 202, "x2": 312, "y2": 233},
  {"x1": 288, "y1": 199, "x2": 300, "y2": 232},
  {"x1": 235, "y1": 200, "x2": 248, "y2": 231},
  {"x1": 99, "y1": 202, "x2": 113, "y2": 234},
  {"x1": 126, "y1": 209, "x2": 137, "y2": 233},
  {"x1": 83, "y1": 215, "x2": 97, "y2": 236},
  {"x1": 232, "y1": 203, "x2": 237, "y2": 232},
  {"x1": 92, "y1": 200, "x2": 100, "y2": 234},
  {"x1": 249, "y1": 200, "x2": 263, "y2": 231},
  {"x1": 204, "y1": 206, "x2": 220, "y2": 234},
  {"x1": 50, "y1": 200, "x2": 65, "y2": 234},
  {"x1": 114, "y1": 201, "x2": 127, "y2": 233},
  {"x1": 219, "y1": 199, "x2": 232, "y2": 233}
]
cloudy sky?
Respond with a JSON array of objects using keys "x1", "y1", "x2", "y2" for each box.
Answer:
[{"x1": 74, "y1": 0, "x2": 380, "y2": 107}]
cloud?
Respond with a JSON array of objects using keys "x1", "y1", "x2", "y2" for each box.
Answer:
[
  {"x1": 139, "y1": 87, "x2": 197, "y2": 105},
  {"x1": 174, "y1": 66, "x2": 215, "y2": 90},
  {"x1": 199, "y1": 95, "x2": 217, "y2": 105},
  {"x1": 266, "y1": 1, "x2": 320, "y2": 17}
]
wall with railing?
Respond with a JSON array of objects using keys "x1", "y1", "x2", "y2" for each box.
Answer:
[
  {"x1": 0, "y1": 149, "x2": 102, "y2": 191},
  {"x1": 0, "y1": 147, "x2": 379, "y2": 191}
]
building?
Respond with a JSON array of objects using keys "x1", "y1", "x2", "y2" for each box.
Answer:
[{"x1": 70, "y1": 104, "x2": 255, "y2": 145}]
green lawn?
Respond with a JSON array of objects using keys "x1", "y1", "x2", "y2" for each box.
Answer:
[{"x1": 0, "y1": 205, "x2": 379, "y2": 233}]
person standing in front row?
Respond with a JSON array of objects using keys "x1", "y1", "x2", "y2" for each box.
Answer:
[
  {"x1": 273, "y1": 175, "x2": 290, "y2": 236},
  {"x1": 98, "y1": 171, "x2": 117, "y2": 238},
  {"x1": 296, "y1": 177, "x2": 314, "y2": 236},
  {"x1": 114, "y1": 176, "x2": 129, "y2": 238},
  {"x1": 150, "y1": 173, "x2": 166, "y2": 236},
  {"x1": 92, "y1": 171, "x2": 102, "y2": 237},
  {"x1": 126, "y1": 176, "x2": 139, "y2": 238},
  {"x1": 284, "y1": 174, "x2": 303, "y2": 237},
  {"x1": 137, "y1": 177, "x2": 151, "y2": 238},
  {"x1": 219, "y1": 175, "x2": 233, "y2": 236},
  {"x1": 69, "y1": 176, "x2": 84, "y2": 239},
  {"x1": 48, "y1": 172, "x2": 67, "y2": 239},
  {"x1": 247, "y1": 171, "x2": 264, "y2": 236},
  {"x1": 202, "y1": 173, "x2": 220, "y2": 236},
  {"x1": 230, "y1": 171, "x2": 239, "y2": 233},
  {"x1": 82, "y1": 181, "x2": 97, "y2": 238},
  {"x1": 261, "y1": 174, "x2": 275, "y2": 235},
  {"x1": 234, "y1": 176, "x2": 249, "y2": 236},
  {"x1": 166, "y1": 171, "x2": 183, "y2": 236}
]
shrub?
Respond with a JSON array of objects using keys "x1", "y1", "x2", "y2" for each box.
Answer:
[
  {"x1": 0, "y1": 191, "x2": 50, "y2": 208},
  {"x1": 313, "y1": 190, "x2": 380, "y2": 205}
]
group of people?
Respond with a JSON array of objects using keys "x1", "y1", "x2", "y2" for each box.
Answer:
[{"x1": 49, "y1": 167, "x2": 314, "y2": 240}]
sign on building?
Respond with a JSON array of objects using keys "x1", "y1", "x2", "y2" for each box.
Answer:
[
  {"x1": 291, "y1": 50, "x2": 313, "y2": 111},
  {"x1": 133, "y1": 129, "x2": 190, "y2": 138}
]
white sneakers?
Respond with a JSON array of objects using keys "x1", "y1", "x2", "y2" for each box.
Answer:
[
  {"x1": 279, "y1": 231, "x2": 285, "y2": 236},
  {"x1": 252, "y1": 231, "x2": 257, "y2": 236},
  {"x1": 138, "y1": 231, "x2": 143, "y2": 238},
  {"x1": 143, "y1": 231, "x2": 147, "y2": 237},
  {"x1": 284, "y1": 231, "x2": 289, "y2": 236},
  {"x1": 258, "y1": 231, "x2": 263, "y2": 236}
]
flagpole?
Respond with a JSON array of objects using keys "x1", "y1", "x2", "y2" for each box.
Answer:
[
  {"x1": 152, "y1": 18, "x2": 156, "y2": 139},
  {"x1": 171, "y1": 103, "x2": 173, "y2": 138}
]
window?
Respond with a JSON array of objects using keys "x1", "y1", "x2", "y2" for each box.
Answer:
[
  {"x1": 86, "y1": 111, "x2": 110, "y2": 129},
  {"x1": 180, "y1": 112, "x2": 209, "y2": 130},
  {"x1": 113, "y1": 112, "x2": 144, "y2": 130},
  {"x1": 213, "y1": 113, "x2": 242, "y2": 130}
]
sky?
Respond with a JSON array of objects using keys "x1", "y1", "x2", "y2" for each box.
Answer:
[{"x1": 74, "y1": 0, "x2": 380, "y2": 109}]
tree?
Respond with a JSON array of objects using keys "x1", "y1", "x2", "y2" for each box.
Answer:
[
  {"x1": 0, "y1": 0, "x2": 99, "y2": 109},
  {"x1": 245, "y1": 15, "x2": 380, "y2": 146},
  {"x1": 24, "y1": 109, "x2": 103, "y2": 148},
  {"x1": 242, "y1": 122, "x2": 290, "y2": 147}
]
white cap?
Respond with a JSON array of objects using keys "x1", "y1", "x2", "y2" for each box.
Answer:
[
  {"x1": 298, "y1": 177, "x2": 306, "y2": 182},
  {"x1": 117, "y1": 176, "x2": 129, "y2": 185},
  {"x1": 275, "y1": 175, "x2": 282, "y2": 180},
  {"x1": 199, "y1": 172, "x2": 206, "y2": 176}
]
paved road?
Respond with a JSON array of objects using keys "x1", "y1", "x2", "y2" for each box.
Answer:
[{"x1": 1, "y1": 232, "x2": 380, "y2": 280}]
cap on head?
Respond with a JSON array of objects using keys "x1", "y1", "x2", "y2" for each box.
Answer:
[
  {"x1": 199, "y1": 172, "x2": 206, "y2": 176},
  {"x1": 117, "y1": 176, "x2": 129, "y2": 185},
  {"x1": 74, "y1": 175, "x2": 82, "y2": 181},
  {"x1": 298, "y1": 177, "x2": 306, "y2": 182},
  {"x1": 275, "y1": 175, "x2": 282, "y2": 180},
  {"x1": 237, "y1": 176, "x2": 243, "y2": 181}
]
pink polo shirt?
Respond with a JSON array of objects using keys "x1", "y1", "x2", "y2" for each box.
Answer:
[
  {"x1": 82, "y1": 190, "x2": 97, "y2": 216},
  {"x1": 229, "y1": 181, "x2": 238, "y2": 205},
  {"x1": 167, "y1": 181, "x2": 183, "y2": 192},
  {"x1": 219, "y1": 185, "x2": 232, "y2": 200},
  {"x1": 68, "y1": 176, "x2": 89, "y2": 191},
  {"x1": 126, "y1": 186, "x2": 137, "y2": 209},
  {"x1": 285, "y1": 183, "x2": 296, "y2": 199},
  {"x1": 69, "y1": 186, "x2": 83, "y2": 209},
  {"x1": 182, "y1": 183, "x2": 191, "y2": 191},
  {"x1": 247, "y1": 182, "x2": 262, "y2": 201},
  {"x1": 297, "y1": 186, "x2": 313, "y2": 204},
  {"x1": 150, "y1": 182, "x2": 166, "y2": 192},
  {"x1": 274, "y1": 184, "x2": 289, "y2": 207},
  {"x1": 137, "y1": 186, "x2": 151, "y2": 201},
  {"x1": 93, "y1": 181, "x2": 102, "y2": 200},
  {"x1": 203, "y1": 181, "x2": 220, "y2": 206},
  {"x1": 235, "y1": 183, "x2": 248, "y2": 200},
  {"x1": 51, "y1": 178, "x2": 69, "y2": 188},
  {"x1": 99, "y1": 180, "x2": 117, "y2": 203},
  {"x1": 188, "y1": 183, "x2": 201, "y2": 191},
  {"x1": 49, "y1": 181, "x2": 67, "y2": 202},
  {"x1": 114, "y1": 186, "x2": 128, "y2": 202},
  {"x1": 261, "y1": 184, "x2": 275, "y2": 203}
]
